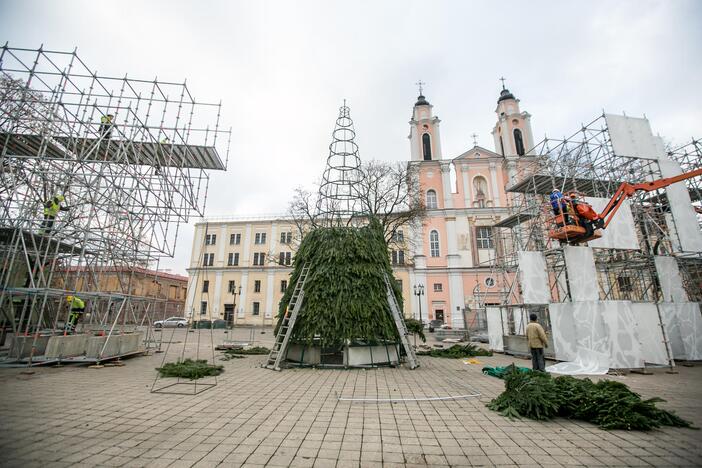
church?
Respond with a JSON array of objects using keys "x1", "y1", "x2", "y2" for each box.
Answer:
[{"x1": 184, "y1": 84, "x2": 535, "y2": 327}]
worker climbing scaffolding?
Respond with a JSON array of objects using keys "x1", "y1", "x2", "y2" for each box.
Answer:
[
  {"x1": 64, "y1": 295, "x2": 85, "y2": 333},
  {"x1": 99, "y1": 113, "x2": 114, "y2": 138},
  {"x1": 40, "y1": 194, "x2": 69, "y2": 234}
]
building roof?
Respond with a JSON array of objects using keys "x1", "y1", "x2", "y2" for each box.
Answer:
[
  {"x1": 414, "y1": 94, "x2": 431, "y2": 107},
  {"x1": 497, "y1": 88, "x2": 516, "y2": 103}
]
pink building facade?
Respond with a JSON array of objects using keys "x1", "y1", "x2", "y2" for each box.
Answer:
[{"x1": 406, "y1": 86, "x2": 535, "y2": 328}]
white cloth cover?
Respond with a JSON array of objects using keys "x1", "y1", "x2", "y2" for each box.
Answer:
[
  {"x1": 654, "y1": 256, "x2": 689, "y2": 303},
  {"x1": 563, "y1": 246, "x2": 599, "y2": 301},
  {"x1": 486, "y1": 307, "x2": 504, "y2": 352},
  {"x1": 585, "y1": 197, "x2": 639, "y2": 250},
  {"x1": 517, "y1": 251, "x2": 550, "y2": 304}
]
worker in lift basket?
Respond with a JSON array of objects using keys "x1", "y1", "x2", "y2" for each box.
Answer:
[
  {"x1": 569, "y1": 193, "x2": 605, "y2": 233},
  {"x1": 549, "y1": 189, "x2": 570, "y2": 224},
  {"x1": 526, "y1": 313, "x2": 548, "y2": 371},
  {"x1": 65, "y1": 295, "x2": 86, "y2": 333}
]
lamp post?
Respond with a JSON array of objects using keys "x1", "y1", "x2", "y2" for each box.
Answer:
[
  {"x1": 230, "y1": 284, "x2": 242, "y2": 329},
  {"x1": 413, "y1": 284, "x2": 425, "y2": 326}
]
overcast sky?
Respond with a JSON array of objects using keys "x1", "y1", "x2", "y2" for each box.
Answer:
[{"x1": 2, "y1": 0, "x2": 701, "y2": 274}]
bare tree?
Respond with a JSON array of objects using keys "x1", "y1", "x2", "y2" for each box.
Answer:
[
  {"x1": 356, "y1": 160, "x2": 425, "y2": 247},
  {"x1": 287, "y1": 160, "x2": 425, "y2": 249}
]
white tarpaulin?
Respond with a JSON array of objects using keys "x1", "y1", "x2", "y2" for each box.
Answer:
[
  {"x1": 605, "y1": 114, "x2": 659, "y2": 160},
  {"x1": 486, "y1": 307, "x2": 504, "y2": 352},
  {"x1": 658, "y1": 158, "x2": 702, "y2": 253},
  {"x1": 517, "y1": 251, "x2": 550, "y2": 304},
  {"x1": 549, "y1": 300, "x2": 647, "y2": 374},
  {"x1": 585, "y1": 197, "x2": 639, "y2": 250},
  {"x1": 563, "y1": 246, "x2": 599, "y2": 301}
]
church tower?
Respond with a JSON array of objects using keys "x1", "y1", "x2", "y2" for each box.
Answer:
[
  {"x1": 408, "y1": 83, "x2": 443, "y2": 162},
  {"x1": 491, "y1": 80, "x2": 534, "y2": 158}
]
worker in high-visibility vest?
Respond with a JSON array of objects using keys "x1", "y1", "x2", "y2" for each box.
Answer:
[
  {"x1": 65, "y1": 295, "x2": 85, "y2": 333},
  {"x1": 40, "y1": 194, "x2": 69, "y2": 234},
  {"x1": 99, "y1": 114, "x2": 114, "y2": 138}
]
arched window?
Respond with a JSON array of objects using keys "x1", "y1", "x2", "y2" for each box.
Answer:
[
  {"x1": 422, "y1": 133, "x2": 432, "y2": 160},
  {"x1": 426, "y1": 189, "x2": 438, "y2": 209},
  {"x1": 514, "y1": 128, "x2": 525, "y2": 156},
  {"x1": 473, "y1": 176, "x2": 488, "y2": 208},
  {"x1": 430, "y1": 230, "x2": 440, "y2": 257}
]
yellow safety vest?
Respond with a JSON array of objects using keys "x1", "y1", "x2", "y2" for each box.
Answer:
[
  {"x1": 69, "y1": 297, "x2": 85, "y2": 310},
  {"x1": 43, "y1": 198, "x2": 61, "y2": 217}
]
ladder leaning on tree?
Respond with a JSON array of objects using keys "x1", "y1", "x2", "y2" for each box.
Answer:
[
  {"x1": 384, "y1": 273, "x2": 419, "y2": 369},
  {"x1": 265, "y1": 264, "x2": 310, "y2": 371}
]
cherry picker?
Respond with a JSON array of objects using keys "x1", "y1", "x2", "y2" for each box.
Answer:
[{"x1": 548, "y1": 167, "x2": 702, "y2": 245}]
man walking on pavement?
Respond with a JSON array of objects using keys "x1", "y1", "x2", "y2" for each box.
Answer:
[{"x1": 526, "y1": 313, "x2": 548, "y2": 371}]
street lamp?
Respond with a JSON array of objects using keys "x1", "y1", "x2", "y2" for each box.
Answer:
[
  {"x1": 413, "y1": 284, "x2": 425, "y2": 326},
  {"x1": 230, "y1": 284, "x2": 242, "y2": 328}
]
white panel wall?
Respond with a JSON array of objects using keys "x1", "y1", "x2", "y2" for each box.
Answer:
[
  {"x1": 486, "y1": 306, "x2": 504, "y2": 352},
  {"x1": 563, "y1": 246, "x2": 599, "y2": 301},
  {"x1": 585, "y1": 197, "x2": 639, "y2": 250},
  {"x1": 605, "y1": 114, "x2": 659, "y2": 160},
  {"x1": 658, "y1": 158, "x2": 702, "y2": 253},
  {"x1": 654, "y1": 256, "x2": 688, "y2": 302},
  {"x1": 517, "y1": 251, "x2": 550, "y2": 304}
]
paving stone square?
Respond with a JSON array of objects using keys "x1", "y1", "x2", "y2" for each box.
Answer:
[{"x1": 1, "y1": 329, "x2": 701, "y2": 467}]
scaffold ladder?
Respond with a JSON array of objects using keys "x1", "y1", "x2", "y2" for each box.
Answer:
[
  {"x1": 265, "y1": 264, "x2": 310, "y2": 371},
  {"x1": 384, "y1": 274, "x2": 419, "y2": 369}
]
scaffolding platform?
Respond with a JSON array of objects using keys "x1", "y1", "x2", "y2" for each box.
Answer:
[
  {"x1": 0, "y1": 227, "x2": 98, "y2": 256},
  {"x1": 492, "y1": 211, "x2": 538, "y2": 228},
  {"x1": 506, "y1": 174, "x2": 622, "y2": 196},
  {"x1": 1, "y1": 133, "x2": 224, "y2": 170}
]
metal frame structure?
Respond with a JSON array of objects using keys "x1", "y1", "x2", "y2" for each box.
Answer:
[
  {"x1": 0, "y1": 45, "x2": 229, "y2": 366},
  {"x1": 316, "y1": 101, "x2": 364, "y2": 225},
  {"x1": 475, "y1": 114, "x2": 701, "y2": 361}
]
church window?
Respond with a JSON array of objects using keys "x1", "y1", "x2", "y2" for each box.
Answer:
[
  {"x1": 426, "y1": 190, "x2": 438, "y2": 209},
  {"x1": 476, "y1": 227, "x2": 494, "y2": 249},
  {"x1": 473, "y1": 176, "x2": 488, "y2": 208},
  {"x1": 430, "y1": 230, "x2": 440, "y2": 257},
  {"x1": 422, "y1": 133, "x2": 432, "y2": 160},
  {"x1": 514, "y1": 128, "x2": 525, "y2": 156}
]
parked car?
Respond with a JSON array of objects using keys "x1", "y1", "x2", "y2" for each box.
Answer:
[
  {"x1": 154, "y1": 317, "x2": 188, "y2": 328},
  {"x1": 427, "y1": 319, "x2": 443, "y2": 332}
]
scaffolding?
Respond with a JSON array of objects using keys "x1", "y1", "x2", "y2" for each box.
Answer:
[
  {"x1": 478, "y1": 113, "x2": 701, "y2": 365},
  {"x1": 0, "y1": 45, "x2": 230, "y2": 365}
]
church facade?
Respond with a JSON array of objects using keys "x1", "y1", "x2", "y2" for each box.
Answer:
[{"x1": 184, "y1": 85, "x2": 535, "y2": 327}]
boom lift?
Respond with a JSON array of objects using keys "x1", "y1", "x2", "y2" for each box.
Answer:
[{"x1": 549, "y1": 167, "x2": 702, "y2": 245}]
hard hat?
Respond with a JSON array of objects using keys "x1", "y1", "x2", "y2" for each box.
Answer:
[
  {"x1": 551, "y1": 189, "x2": 560, "y2": 193},
  {"x1": 570, "y1": 192, "x2": 579, "y2": 199},
  {"x1": 56, "y1": 195, "x2": 65, "y2": 202},
  {"x1": 66, "y1": 296, "x2": 73, "y2": 302}
]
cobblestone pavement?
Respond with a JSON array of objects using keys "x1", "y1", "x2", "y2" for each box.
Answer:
[{"x1": 1, "y1": 329, "x2": 701, "y2": 467}]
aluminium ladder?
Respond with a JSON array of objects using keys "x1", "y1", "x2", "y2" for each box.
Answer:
[
  {"x1": 384, "y1": 274, "x2": 419, "y2": 369},
  {"x1": 265, "y1": 264, "x2": 310, "y2": 370}
]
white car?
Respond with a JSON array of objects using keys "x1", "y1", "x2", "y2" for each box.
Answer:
[{"x1": 154, "y1": 317, "x2": 188, "y2": 328}]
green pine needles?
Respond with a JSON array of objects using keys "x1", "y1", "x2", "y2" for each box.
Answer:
[
  {"x1": 156, "y1": 359, "x2": 223, "y2": 380},
  {"x1": 276, "y1": 218, "x2": 402, "y2": 346},
  {"x1": 487, "y1": 365, "x2": 696, "y2": 431}
]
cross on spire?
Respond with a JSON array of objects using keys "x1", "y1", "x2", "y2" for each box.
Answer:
[
  {"x1": 415, "y1": 80, "x2": 425, "y2": 96},
  {"x1": 471, "y1": 133, "x2": 479, "y2": 147},
  {"x1": 499, "y1": 76, "x2": 507, "y2": 90}
]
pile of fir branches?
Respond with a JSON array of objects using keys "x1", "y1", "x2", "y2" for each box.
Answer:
[
  {"x1": 156, "y1": 359, "x2": 223, "y2": 380},
  {"x1": 276, "y1": 218, "x2": 401, "y2": 347},
  {"x1": 487, "y1": 365, "x2": 696, "y2": 431},
  {"x1": 417, "y1": 344, "x2": 493, "y2": 358}
]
